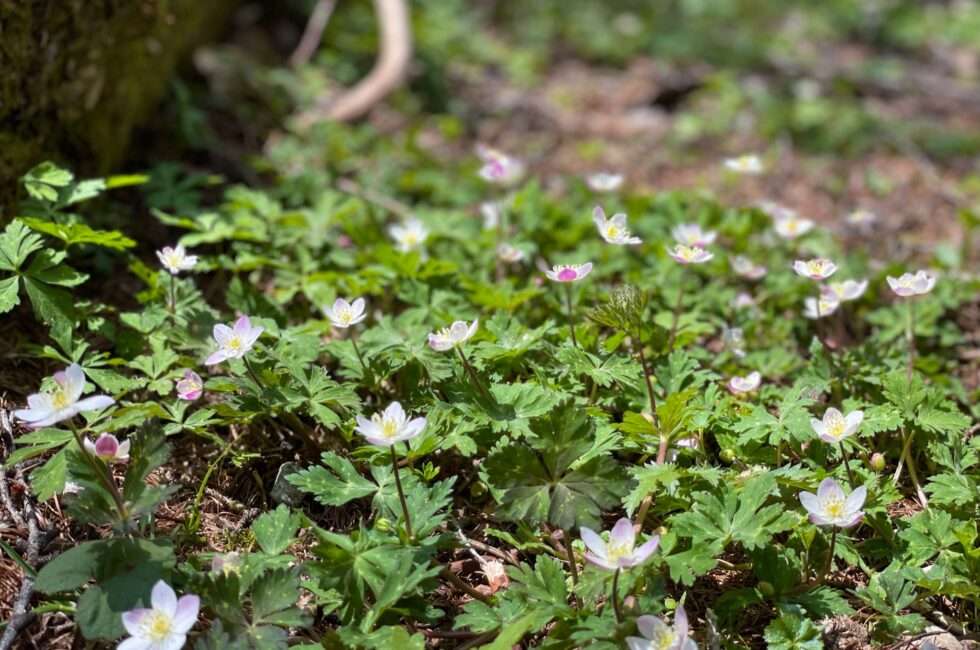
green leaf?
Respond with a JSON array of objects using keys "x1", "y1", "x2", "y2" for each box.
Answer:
[
  {"x1": 20, "y1": 218, "x2": 136, "y2": 250},
  {"x1": 22, "y1": 162, "x2": 73, "y2": 202},
  {"x1": 763, "y1": 612, "x2": 823, "y2": 650},
  {"x1": 252, "y1": 504, "x2": 302, "y2": 556},
  {"x1": 34, "y1": 540, "x2": 108, "y2": 593},
  {"x1": 288, "y1": 452, "x2": 377, "y2": 507},
  {"x1": 0, "y1": 219, "x2": 44, "y2": 270},
  {"x1": 0, "y1": 276, "x2": 20, "y2": 313},
  {"x1": 477, "y1": 614, "x2": 537, "y2": 650}
]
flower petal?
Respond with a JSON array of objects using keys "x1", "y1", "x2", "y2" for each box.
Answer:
[
  {"x1": 150, "y1": 580, "x2": 177, "y2": 617},
  {"x1": 74, "y1": 395, "x2": 115, "y2": 414},
  {"x1": 631, "y1": 535, "x2": 660, "y2": 565},
  {"x1": 637, "y1": 615, "x2": 670, "y2": 641},
  {"x1": 608, "y1": 518, "x2": 635, "y2": 549},
  {"x1": 118, "y1": 636, "x2": 152, "y2": 650},
  {"x1": 121, "y1": 608, "x2": 151, "y2": 636},
  {"x1": 579, "y1": 527, "x2": 606, "y2": 558},
  {"x1": 64, "y1": 364, "x2": 86, "y2": 402},
  {"x1": 172, "y1": 594, "x2": 200, "y2": 633}
]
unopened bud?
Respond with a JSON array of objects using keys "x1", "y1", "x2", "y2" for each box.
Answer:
[
  {"x1": 869, "y1": 453, "x2": 886, "y2": 473},
  {"x1": 719, "y1": 449, "x2": 736, "y2": 464},
  {"x1": 375, "y1": 517, "x2": 393, "y2": 532}
]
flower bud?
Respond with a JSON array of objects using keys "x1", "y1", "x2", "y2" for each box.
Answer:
[
  {"x1": 719, "y1": 448, "x2": 736, "y2": 464},
  {"x1": 375, "y1": 517, "x2": 393, "y2": 532},
  {"x1": 869, "y1": 453, "x2": 886, "y2": 473},
  {"x1": 469, "y1": 481, "x2": 488, "y2": 498}
]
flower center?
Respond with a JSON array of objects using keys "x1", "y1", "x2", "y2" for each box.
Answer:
[
  {"x1": 143, "y1": 612, "x2": 174, "y2": 641},
  {"x1": 402, "y1": 233, "x2": 418, "y2": 246},
  {"x1": 51, "y1": 389, "x2": 71, "y2": 410},
  {"x1": 381, "y1": 418, "x2": 398, "y2": 438},
  {"x1": 557, "y1": 268, "x2": 578, "y2": 281},
  {"x1": 606, "y1": 225, "x2": 620, "y2": 238},
  {"x1": 823, "y1": 498, "x2": 845, "y2": 519},
  {"x1": 339, "y1": 309, "x2": 353, "y2": 325},
  {"x1": 606, "y1": 541, "x2": 631, "y2": 562},
  {"x1": 826, "y1": 418, "x2": 845, "y2": 439},
  {"x1": 651, "y1": 630, "x2": 677, "y2": 650},
  {"x1": 226, "y1": 336, "x2": 243, "y2": 351}
]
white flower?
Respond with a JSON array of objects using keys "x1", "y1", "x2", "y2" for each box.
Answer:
[
  {"x1": 803, "y1": 295, "x2": 840, "y2": 319},
  {"x1": 793, "y1": 258, "x2": 838, "y2": 280},
  {"x1": 722, "y1": 326, "x2": 746, "y2": 358},
  {"x1": 672, "y1": 224, "x2": 716, "y2": 248},
  {"x1": 799, "y1": 478, "x2": 866, "y2": 528},
  {"x1": 667, "y1": 244, "x2": 713, "y2": 265},
  {"x1": 176, "y1": 370, "x2": 203, "y2": 401},
  {"x1": 580, "y1": 518, "x2": 660, "y2": 571},
  {"x1": 476, "y1": 144, "x2": 525, "y2": 186},
  {"x1": 627, "y1": 606, "x2": 697, "y2": 650},
  {"x1": 355, "y1": 401, "x2": 426, "y2": 447},
  {"x1": 823, "y1": 279, "x2": 868, "y2": 302},
  {"x1": 211, "y1": 551, "x2": 242, "y2": 576},
  {"x1": 846, "y1": 209, "x2": 877, "y2": 227},
  {"x1": 389, "y1": 219, "x2": 429, "y2": 252},
  {"x1": 480, "y1": 202, "x2": 501, "y2": 229},
  {"x1": 773, "y1": 214, "x2": 815, "y2": 240},
  {"x1": 728, "y1": 371, "x2": 761, "y2": 394},
  {"x1": 83, "y1": 433, "x2": 130, "y2": 463},
  {"x1": 497, "y1": 243, "x2": 526, "y2": 263},
  {"x1": 887, "y1": 271, "x2": 937, "y2": 297},
  {"x1": 730, "y1": 255, "x2": 767, "y2": 280},
  {"x1": 156, "y1": 244, "x2": 198, "y2": 275},
  {"x1": 545, "y1": 263, "x2": 593, "y2": 282},
  {"x1": 586, "y1": 172, "x2": 624, "y2": 192},
  {"x1": 811, "y1": 407, "x2": 863, "y2": 444},
  {"x1": 593, "y1": 207, "x2": 642, "y2": 245},
  {"x1": 723, "y1": 154, "x2": 763, "y2": 174},
  {"x1": 428, "y1": 320, "x2": 479, "y2": 351},
  {"x1": 323, "y1": 297, "x2": 367, "y2": 329},
  {"x1": 205, "y1": 315, "x2": 263, "y2": 366},
  {"x1": 120, "y1": 580, "x2": 199, "y2": 650},
  {"x1": 14, "y1": 364, "x2": 115, "y2": 429}
]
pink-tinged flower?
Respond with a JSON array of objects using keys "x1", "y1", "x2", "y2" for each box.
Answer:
[
  {"x1": 846, "y1": 209, "x2": 877, "y2": 227},
  {"x1": 803, "y1": 295, "x2": 840, "y2": 320},
  {"x1": 594, "y1": 207, "x2": 642, "y2": 245},
  {"x1": 14, "y1": 364, "x2": 114, "y2": 429},
  {"x1": 83, "y1": 433, "x2": 130, "y2": 463},
  {"x1": 799, "y1": 478, "x2": 866, "y2": 528},
  {"x1": 793, "y1": 258, "x2": 837, "y2": 281},
  {"x1": 672, "y1": 224, "x2": 717, "y2": 248},
  {"x1": 323, "y1": 297, "x2": 367, "y2": 329},
  {"x1": 811, "y1": 407, "x2": 863, "y2": 443},
  {"x1": 176, "y1": 370, "x2": 203, "y2": 401},
  {"x1": 476, "y1": 144, "x2": 525, "y2": 186},
  {"x1": 773, "y1": 214, "x2": 815, "y2": 240},
  {"x1": 580, "y1": 518, "x2": 660, "y2": 571},
  {"x1": 120, "y1": 580, "x2": 199, "y2": 650},
  {"x1": 211, "y1": 551, "x2": 242, "y2": 576},
  {"x1": 728, "y1": 371, "x2": 761, "y2": 394},
  {"x1": 667, "y1": 244, "x2": 713, "y2": 265},
  {"x1": 730, "y1": 255, "x2": 767, "y2": 280},
  {"x1": 545, "y1": 263, "x2": 593, "y2": 282},
  {"x1": 732, "y1": 292, "x2": 756, "y2": 310},
  {"x1": 428, "y1": 320, "x2": 478, "y2": 351},
  {"x1": 355, "y1": 401, "x2": 426, "y2": 447},
  {"x1": 205, "y1": 316, "x2": 263, "y2": 366},
  {"x1": 586, "y1": 172, "x2": 624, "y2": 192},
  {"x1": 822, "y1": 279, "x2": 868, "y2": 302},
  {"x1": 156, "y1": 244, "x2": 198, "y2": 275},
  {"x1": 887, "y1": 271, "x2": 937, "y2": 297},
  {"x1": 627, "y1": 605, "x2": 696, "y2": 650},
  {"x1": 497, "y1": 243, "x2": 526, "y2": 263},
  {"x1": 756, "y1": 200, "x2": 796, "y2": 222},
  {"x1": 389, "y1": 218, "x2": 429, "y2": 252},
  {"x1": 723, "y1": 154, "x2": 763, "y2": 174}
]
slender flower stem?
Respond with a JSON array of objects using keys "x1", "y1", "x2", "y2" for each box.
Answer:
[
  {"x1": 610, "y1": 568, "x2": 623, "y2": 623},
  {"x1": 456, "y1": 347, "x2": 492, "y2": 401},
  {"x1": 564, "y1": 284, "x2": 579, "y2": 349},
  {"x1": 667, "y1": 279, "x2": 685, "y2": 350},
  {"x1": 350, "y1": 333, "x2": 369, "y2": 377},
  {"x1": 906, "y1": 299, "x2": 916, "y2": 381},
  {"x1": 564, "y1": 531, "x2": 579, "y2": 587},
  {"x1": 823, "y1": 527, "x2": 838, "y2": 581},
  {"x1": 893, "y1": 427, "x2": 929, "y2": 508},
  {"x1": 168, "y1": 274, "x2": 177, "y2": 316},
  {"x1": 68, "y1": 422, "x2": 129, "y2": 525},
  {"x1": 390, "y1": 445, "x2": 413, "y2": 539},
  {"x1": 839, "y1": 442, "x2": 856, "y2": 488},
  {"x1": 243, "y1": 357, "x2": 265, "y2": 389},
  {"x1": 633, "y1": 331, "x2": 660, "y2": 424}
]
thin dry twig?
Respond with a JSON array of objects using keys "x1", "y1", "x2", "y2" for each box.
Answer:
[{"x1": 289, "y1": 0, "x2": 338, "y2": 68}]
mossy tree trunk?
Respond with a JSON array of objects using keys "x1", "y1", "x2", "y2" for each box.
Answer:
[{"x1": 0, "y1": 0, "x2": 237, "y2": 212}]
